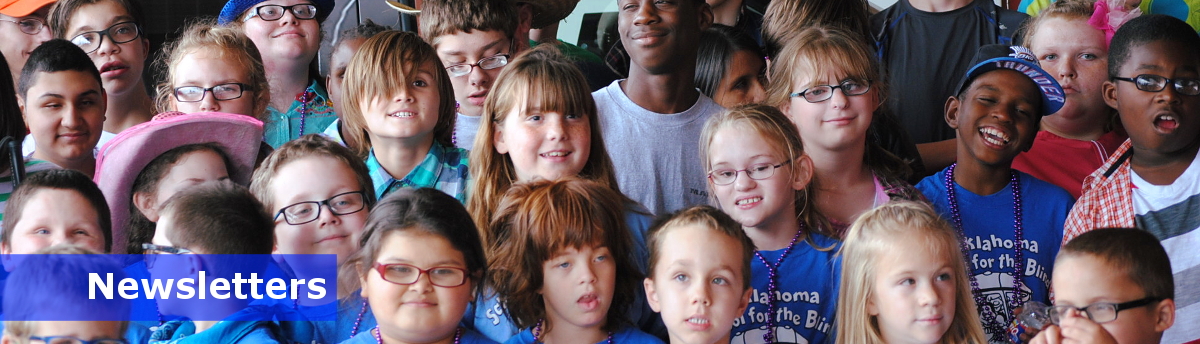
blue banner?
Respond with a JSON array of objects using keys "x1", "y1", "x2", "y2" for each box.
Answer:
[{"x1": 1, "y1": 254, "x2": 337, "y2": 321}]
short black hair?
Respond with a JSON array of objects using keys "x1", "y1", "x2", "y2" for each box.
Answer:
[
  {"x1": 1108, "y1": 14, "x2": 1200, "y2": 78},
  {"x1": 338, "y1": 19, "x2": 389, "y2": 44},
  {"x1": 2, "y1": 170, "x2": 113, "y2": 252},
  {"x1": 17, "y1": 39, "x2": 102, "y2": 98},
  {"x1": 159, "y1": 181, "x2": 273, "y2": 255}
]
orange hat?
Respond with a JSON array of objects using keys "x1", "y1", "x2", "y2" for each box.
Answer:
[{"x1": 0, "y1": 0, "x2": 55, "y2": 17}]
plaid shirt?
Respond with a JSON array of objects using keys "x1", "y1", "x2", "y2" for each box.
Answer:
[
  {"x1": 1062, "y1": 139, "x2": 1136, "y2": 242},
  {"x1": 366, "y1": 142, "x2": 470, "y2": 202}
]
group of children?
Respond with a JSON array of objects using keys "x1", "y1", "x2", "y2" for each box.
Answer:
[{"x1": 0, "y1": 0, "x2": 1197, "y2": 343}]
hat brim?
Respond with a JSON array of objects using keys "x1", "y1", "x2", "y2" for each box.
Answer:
[
  {"x1": 93, "y1": 112, "x2": 264, "y2": 254},
  {"x1": 0, "y1": 0, "x2": 55, "y2": 17},
  {"x1": 955, "y1": 57, "x2": 1066, "y2": 117}
]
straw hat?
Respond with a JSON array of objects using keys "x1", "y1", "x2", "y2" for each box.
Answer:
[{"x1": 93, "y1": 112, "x2": 264, "y2": 254}]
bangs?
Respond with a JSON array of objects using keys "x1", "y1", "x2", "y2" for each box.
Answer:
[
  {"x1": 520, "y1": 181, "x2": 619, "y2": 260},
  {"x1": 490, "y1": 55, "x2": 595, "y2": 123},
  {"x1": 790, "y1": 40, "x2": 877, "y2": 88}
]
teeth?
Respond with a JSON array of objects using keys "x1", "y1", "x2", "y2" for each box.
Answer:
[
  {"x1": 687, "y1": 318, "x2": 708, "y2": 324},
  {"x1": 543, "y1": 151, "x2": 568, "y2": 157},
  {"x1": 1158, "y1": 115, "x2": 1177, "y2": 121},
  {"x1": 388, "y1": 112, "x2": 415, "y2": 118},
  {"x1": 735, "y1": 197, "x2": 762, "y2": 206},
  {"x1": 979, "y1": 127, "x2": 1010, "y2": 145}
]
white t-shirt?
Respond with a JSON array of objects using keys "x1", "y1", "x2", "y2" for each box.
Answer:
[
  {"x1": 454, "y1": 112, "x2": 482, "y2": 151},
  {"x1": 592, "y1": 80, "x2": 723, "y2": 216},
  {"x1": 1131, "y1": 152, "x2": 1200, "y2": 343}
]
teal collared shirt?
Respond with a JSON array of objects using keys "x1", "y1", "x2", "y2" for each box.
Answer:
[
  {"x1": 264, "y1": 80, "x2": 338, "y2": 148},
  {"x1": 366, "y1": 142, "x2": 470, "y2": 202}
]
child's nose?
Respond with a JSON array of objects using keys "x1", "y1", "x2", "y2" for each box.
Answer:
[{"x1": 690, "y1": 282, "x2": 713, "y2": 306}]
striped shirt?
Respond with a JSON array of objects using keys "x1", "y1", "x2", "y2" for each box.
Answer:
[{"x1": 0, "y1": 160, "x2": 62, "y2": 221}]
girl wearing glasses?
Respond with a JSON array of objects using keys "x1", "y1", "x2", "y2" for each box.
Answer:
[
  {"x1": 766, "y1": 25, "x2": 923, "y2": 239},
  {"x1": 0, "y1": 0, "x2": 54, "y2": 86},
  {"x1": 155, "y1": 20, "x2": 270, "y2": 120},
  {"x1": 339, "y1": 187, "x2": 497, "y2": 344},
  {"x1": 219, "y1": 0, "x2": 337, "y2": 148},
  {"x1": 700, "y1": 103, "x2": 841, "y2": 344},
  {"x1": 47, "y1": 0, "x2": 153, "y2": 140}
]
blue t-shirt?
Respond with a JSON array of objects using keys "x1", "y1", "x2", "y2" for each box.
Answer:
[
  {"x1": 731, "y1": 233, "x2": 841, "y2": 344},
  {"x1": 503, "y1": 326, "x2": 663, "y2": 344},
  {"x1": 335, "y1": 293, "x2": 377, "y2": 342},
  {"x1": 916, "y1": 168, "x2": 1072, "y2": 344},
  {"x1": 465, "y1": 204, "x2": 658, "y2": 342},
  {"x1": 341, "y1": 327, "x2": 497, "y2": 344}
]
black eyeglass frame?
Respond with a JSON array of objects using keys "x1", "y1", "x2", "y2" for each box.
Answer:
[
  {"x1": 273, "y1": 191, "x2": 367, "y2": 225},
  {"x1": 172, "y1": 83, "x2": 253, "y2": 102},
  {"x1": 243, "y1": 4, "x2": 318, "y2": 22},
  {"x1": 1048, "y1": 296, "x2": 1163, "y2": 325},
  {"x1": 788, "y1": 79, "x2": 873, "y2": 103},
  {"x1": 1112, "y1": 74, "x2": 1200, "y2": 96},
  {"x1": 68, "y1": 21, "x2": 142, "y2": 54}
]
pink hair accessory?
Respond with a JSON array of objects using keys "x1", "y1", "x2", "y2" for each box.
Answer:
[{"x1": 1089, "y1": 0, "x2": 1142, "y2": 47}]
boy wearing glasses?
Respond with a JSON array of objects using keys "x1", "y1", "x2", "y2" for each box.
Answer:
[
  {"x1": 1063, "y1": 15, "x2": 1200, "y2": 343},
  {"x1": 419, "y1": 0, "x2": 522, "y2": 150},
  {"x1": 0, "y1": 0, "x2": 53, "y2": 87},
  {"x1": 914, "y1": 44, "x2": 1074, "y2": 343},
  {"x1": 145, "y1": 181, "x2": 284, "y2": 343},
  {"x1": 1031, "y1": 228, "x2": 1175, "y2": 344},
  {"x1": 48, "y1": 0, "x2": 152, "y2": 140}
]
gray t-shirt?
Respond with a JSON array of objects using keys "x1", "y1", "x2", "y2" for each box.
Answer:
[
  {"x1": 454, "y1": 112, "x2": 482, "y2": 151},
  {"x1": 594, "y1": 80, "x2": 723, "y2": 216}
]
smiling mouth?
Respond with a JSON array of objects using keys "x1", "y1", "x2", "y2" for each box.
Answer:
[
  {"x1": 979, "y1": 127, "x2": 1011, "y2": 146},
  {"x1": 541, "y1": 151, "x2": 569, "y2": 158},
  {"x1": 735, "y1": 197, "x2": 761, "y2": 206},
  {"x1": 388, "y1": 111, "x2": 416, "y2": 118}
]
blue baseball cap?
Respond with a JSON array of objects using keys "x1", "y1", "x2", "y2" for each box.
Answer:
[
  {"x1": 218, "y1": 0, "x2": 334, "y2": 25},
  {"x1": 955, "y1": 44, "x2": 1066, "y2": 117}
]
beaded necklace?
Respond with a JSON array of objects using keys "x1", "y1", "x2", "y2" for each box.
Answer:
[
  {"x1": 296, "y1": 88, "x2": 311, "y2": 137},
  {"x1": 531, "y1": 319, "x2": 613, "y2": 344},
  {"x1": 351, "y1": 300, "x2": 369, "y2": 340},
  {"x1": 372, "y1": 326, "x2": 462, "y2": 344},
  {"x1": 752, "y1": 225, "x2": 804, "y2": 344},
  {"x1": 944, "y1": 163, "x2": 1024, "y2": 336}
]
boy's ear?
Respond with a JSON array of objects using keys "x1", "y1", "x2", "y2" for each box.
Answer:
[
  {"x1": 1102, "y1": 80, "x2": 1119, "y2": 110},
  {"x1": 1154, "y1": 298, "x2": 1176, "y2": 332},
  {"x1": 185, "y1": 254, "x2": 204, "y2": 277},
  {"x1": 643, "y1": 278, "x2": 662, "y2": 313},
  {"x1": 132, "y1": 191, "x2": 160, "y2": 222},
  {"x1": 944, "y1": 96, "x2": 962, "y2": 129},
  {"x1": 791, "y1": 154, "x2": 813, "y2": 191},
  {"x1": 737, "y1": 286, "x2": 752, "y2": 316},
  {"x1": 696, "y1": 1, "x2": 714, "y2": 31}
]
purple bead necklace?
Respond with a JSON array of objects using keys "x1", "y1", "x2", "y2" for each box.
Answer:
[
  {"x1": 350, "y1": 300, "x2": 368, "y2": 340},
  {"x1": 296, "y1": 88, "x2": 311, "y2": 137},
  {"x1": 944, "y1": 163, "x2": 1024, "y2": 336},
  {"x1": 532, "y1": 319, "x2": 613, "y2": 344},
  {"x1": 753, "y1": 225, "x2": 804, "y2": 344},
  {"x1": 372, "y1": 326, "x2": 462, "y2": 344}
]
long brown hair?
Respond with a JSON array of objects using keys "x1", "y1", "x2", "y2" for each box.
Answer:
[
  {"x1": 340, "y1": 30, "x2": 455, "y2": 157},
  {"x1": 466, "y1": 45, "x2": 622, "y2": 243}
]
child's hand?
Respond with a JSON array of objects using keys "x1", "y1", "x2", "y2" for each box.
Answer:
[
  {"x1": 1029, "y1": 325, "x2": 1061, "y2": 344},
  {"x1": 1056, "y1": 316, "x2": 1119, "y2": 344}
]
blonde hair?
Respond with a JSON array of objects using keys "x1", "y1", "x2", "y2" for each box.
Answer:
[
  {"x1": 699, "y1": 103, "x2": 833, "y2": 239},
  {"x1": 466, "y1": 45, "x2": 622, "y2": 242},
  {"x1": 646, "y1": 205, "x2": 756, "y2": 289},
  {"x1": 1019, "y1": 0, "x2": 1098, "y2": 47},
  {"x1": 249, "y1": 134, "x2": 377, "y2": 215},
  {"x1": 836, "y1": 201, "x2": 986, "y2": 344},
  {"x1": 765, "y1": 24, "x2": 913, "y2": 189},
  {"x1": 341, "y1": 30, "x2": 456, "y2": 157},
  {"x1": 155, "y1": 19, "x2": 270, "y2": 120}
]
